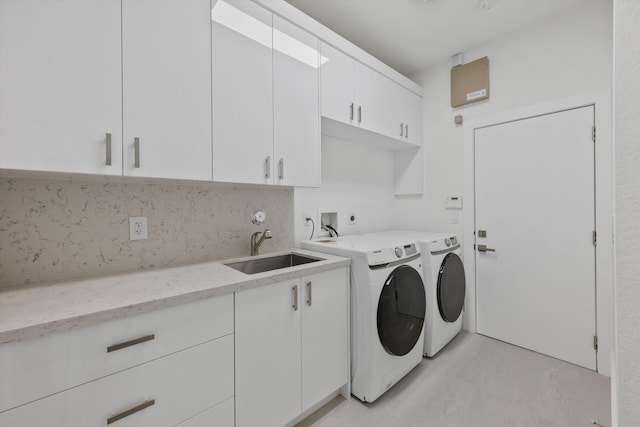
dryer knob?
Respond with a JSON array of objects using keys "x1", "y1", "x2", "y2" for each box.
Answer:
[
  {"x1": 445, "y1": 238, "x2": 451, "y2": 247},
  {"x1": 394, "y1": 247, "x2": 403, "y2": 258}
]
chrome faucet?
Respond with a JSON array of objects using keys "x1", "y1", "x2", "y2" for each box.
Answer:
[{"x1": 251, "y1": 229, "x2": 272, "y2": 256}]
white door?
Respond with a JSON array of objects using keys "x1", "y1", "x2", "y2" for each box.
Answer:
[
  {"x1": 122, "y1": 0, "x2": 212, "y2": 180},
  {"x1": 235, "y1": 279, "x2": 302, "y2": 427},
  {"x1": 319, "y1": 42, "x2": 354, "y2": 125},
  {"x1": 0, "y1": 0, "x2": 122, "y2": 175},
  {"x1": 474, "y1": 106, "x2": 596, "y2": 370},
  {"x1": 300, "y1": 269, "x2": 348, "y2": 412},
  {"x1": 211, "y1": 0, "x2": 273, "y2": 185},
  {"x1": 273, "y1": 15, "x2": 320, "y2": 187}
]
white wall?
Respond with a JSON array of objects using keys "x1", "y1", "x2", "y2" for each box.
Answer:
[
  {"x1": 614, "y1": 0, "x2": 640, "y2": 424},
  {"x1": 293, "y1": 135, "x2": 395, "y2": 245},
  {"x1": 394, "y1": 0, "x2": 613, "y2": 236}
]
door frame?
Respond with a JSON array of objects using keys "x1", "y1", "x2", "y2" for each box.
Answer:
[{"x1": 462, "y1": 91, "x2": 613, "y2": 375}]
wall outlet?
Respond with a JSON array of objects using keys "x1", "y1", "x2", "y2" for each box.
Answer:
[
  {"x1": 129, "y1": 216, "x2": 148, "y2": 240},
  {"x1": 303, "y1": 213, "x2": 313, "y2": 227},
  {"x1": 348, "y1": 214, "x2": 357, "y2": 225}
]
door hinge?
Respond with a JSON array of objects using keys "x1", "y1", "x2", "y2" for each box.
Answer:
[
  {"x1": 592, "y1": 126, "x2": 596, "y2": 143},
  {"x1": 593, "y1": 335, "x2": 598, "y2": 352},
  {"x1": 592, "y1": 230, "x2": 597, "y2": 246}
]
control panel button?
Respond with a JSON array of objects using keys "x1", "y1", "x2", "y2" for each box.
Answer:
[
  {"x1": 445, "y1": 238, "x2": 451, "y2": 247},
  {"x1": 394, "y1": 247, "x2": 403, "y2": 258}
]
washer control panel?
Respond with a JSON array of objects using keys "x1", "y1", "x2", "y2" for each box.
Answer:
[{"x1": 368, "y1": 243, "x2": 419, "y2": 266}]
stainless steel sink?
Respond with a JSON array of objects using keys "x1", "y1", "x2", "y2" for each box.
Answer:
[{"x1": 224, "y1": 253, "x2": 323, "y2": 275}]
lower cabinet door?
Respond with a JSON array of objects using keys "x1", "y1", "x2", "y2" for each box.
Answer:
[
  {"x1": 235, "y1": 279, "x2": 302, "y2": 427},
  {"x1": 301, "y1": 268, "x2": 349, "y2": 411},
  {"x1": 0, "y1": 336, "x2": 233, "y2": 427},
  {"x1": 174, "y1": 397, "x2": 234, "y2": 427}
]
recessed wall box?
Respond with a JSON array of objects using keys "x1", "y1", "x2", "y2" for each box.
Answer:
[{"x1": 451, "y1": 56, "x2": 489, "y2": 107}]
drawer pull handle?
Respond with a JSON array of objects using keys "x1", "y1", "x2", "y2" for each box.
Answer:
[
  {"x1": 107, "y1": 334, "x2": 155, "y2": 353},
  {"x1": 107, "y1": 399, "x2": 155, "y2": 424}
]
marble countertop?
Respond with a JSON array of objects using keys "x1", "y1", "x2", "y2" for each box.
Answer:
[{"x1": 0, "y1": 249, "x2": 350, "y2": 345}]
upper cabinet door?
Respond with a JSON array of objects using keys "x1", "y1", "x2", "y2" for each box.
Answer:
[
  {"x1": 353, "y1": 61, "x2": 385, "y2": 134},
  {"x1": 273, "y1": 16, "x2": 320, "y2": 188},
  {"x1": 212, "y1": 0, "x2": 273, "y2": 185},
  {"x1": 122, "y1": 0, "x2": 212, "y2": 180},
  {"x1": 404, "y1": 89, "x2": 423, "y2": 147},
  {"x1": 319, "y1": 42, "x2": 355, "y2": 125},
  {"x1": 0, "y1": 0, "x2": 122, "y2": 175}
]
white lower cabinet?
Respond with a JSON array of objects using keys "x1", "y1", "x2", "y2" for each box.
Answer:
[
  {"x1": 0, "y1": 336, "x2": 233, "y2": 427},
  {"x1": 0, "y1": 294, "x2": 234, "y2": 427},
  {"x1": 235, "y1": 267, "x2": 349, "y2": 427}
]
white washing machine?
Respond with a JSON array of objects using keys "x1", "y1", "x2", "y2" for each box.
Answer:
[
  {"x1": 366, "y1": 231, "x2": 466, "y2": 357},
  {"x1": 301, "y1": 235, "x2": 426, "y2": 403}
]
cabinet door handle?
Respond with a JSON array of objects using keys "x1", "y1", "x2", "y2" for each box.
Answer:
[
  {"x1": 292, "y1": 285, "x2": 299, "y2": 311},
  {"x1": 134, "y1": 137, "x2": 140, "y2": 168},
  {"x1": 349, "y1": 103, "x2": 354, "y2": 121},
  {"x1": 265, "y1": 156, "x2": 271, "y2": 179},
  {"x1": 358, "y1": 105, "x2": 362, "y2": 124},
  {"x1": 107, "y1": 399, "x2": 155, "y2": 424},
  {"x1": 278, "y1": 158, "x2": 284, "y2": 180},
  {"x1": 306, "y1": 281, "x2": 312, "y2": 306},
  {"x1": 106, "y1": 133, "x2": 112, "y2": 166},
  {"x1": 107, "y1": 334, "x2": 155, "y2": 353},
  {"x1": 400, "y1": 123, "x2": 404, "y2": 137},
  {"x1": 405, "y1": 124, "x2": 409, "y2": 138}
]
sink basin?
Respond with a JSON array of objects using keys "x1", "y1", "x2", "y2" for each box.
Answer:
[{"x1": 224, "y1": 253, "x2": 323, "y2": 275}]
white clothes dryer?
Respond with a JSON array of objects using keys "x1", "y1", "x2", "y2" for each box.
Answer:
[
  {"x1": 366, "y1": 231, "x2": 466, "y2": 357},
  {"x1": 301, "y1": 235, "x2": 426, "y2": 402}
]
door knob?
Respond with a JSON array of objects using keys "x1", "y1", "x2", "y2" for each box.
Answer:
[{"x1": 477, "y1": 244, "x2": 496, "y2": 253}]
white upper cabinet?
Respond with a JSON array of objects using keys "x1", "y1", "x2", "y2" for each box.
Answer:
[
  {"x1": 122, "y1": 0, "x2": 212, "y2": 180},
  {"x1": 273, "y1": 16, "x2": 320, "y2": 187},
  {"x1": 0, "y1": 0, "x2": 122, "y2": 175},
  {"x1": 211, "y1": 0, "x2": 274, "y2": 185},
  {"x1": 320, "y1": 43, "x2": 355, "y2": 125},
  {"x1": 319, "y1": 41, "x2": 422, "y2": 149}
]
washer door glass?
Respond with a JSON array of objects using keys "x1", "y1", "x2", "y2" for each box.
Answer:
[
  {"x1": 377, "y1": 265, "x2": 426, "y2": 356},
  {"x1": 437, "y1": 253, "x2": 466, "y2": 322}
]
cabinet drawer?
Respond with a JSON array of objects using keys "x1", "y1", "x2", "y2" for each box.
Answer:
[
  {"x1": 0, "y1": 335, "x2": 234, "y2": 427},
  {"x1": 0, "y1": 294, "x2": 233, "y2": 412},
  {"x1": 175, "y1": 397, "x2": 234, "y2": 427}
]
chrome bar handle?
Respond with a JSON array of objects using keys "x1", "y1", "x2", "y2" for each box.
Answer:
[
  {"x1": 349, "y1": 103, "x2": 354, "y2": 121},
  {"x1": 358, "y1": 105, "x2": 362, "y2": 124},
  {"x1": 278, "y1": 158, "x2": 284, "y2": 180},
  {"x1": 400, "y1": 123, "x2": 404, "y2": 137},
  {"x1": 477, "y1": 244, "x2": 496, "y2": 253},
  {"x1": 292, "y1": 285, "x2": 299, "y2": 311},
  {"x1": 265, "y1": 156, "x2": 271, "y2": 179},
  {"x1": 107, "y1": 400, "x2": 155, "y2": 424},
  {"x1": 106, "y1": 133, "x2": 112, "y2": 166},
  {"x1": 107, "y1": 334, "x2": 155, "y2": 353},
  {"x1": 306, "y1": 281, "x2": 312, "y2": 306},
  {"x1": 134, "y1": 137, "x2": 140, "y2": 168},
  {"x1": 405, "y1": 124, "x2": 409, "y2": 139}
]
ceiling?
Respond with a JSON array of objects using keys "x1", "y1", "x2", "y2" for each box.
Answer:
[{"x1": 284, "y1": 0, "x2": 593, "y2": 77}]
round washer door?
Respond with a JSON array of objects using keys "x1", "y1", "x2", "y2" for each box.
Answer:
[
  {"x1": 437, "y1": 253, "x2": 466, "y2": 322},
  {"x1": 377, "y1": 265, "x2": 426, "y2": 356}
]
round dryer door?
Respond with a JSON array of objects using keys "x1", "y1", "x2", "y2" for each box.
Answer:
[
  {"x1": 437, "y1": 253, "x2": 466, "y2": 322},
  {"x1": 377, "y1": 265, "x2": 426, "y2": 356}
]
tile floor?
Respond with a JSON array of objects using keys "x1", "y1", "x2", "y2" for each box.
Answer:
[{"x1": 297, "y1": 332, "x2": 611, "y2": 427}]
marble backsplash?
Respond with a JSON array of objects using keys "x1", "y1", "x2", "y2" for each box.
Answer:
[{"x1": 0, "y1": 176, "x2": 294, "y2": 289}]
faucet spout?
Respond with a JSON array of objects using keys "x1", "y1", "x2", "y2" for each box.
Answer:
[{"x1": 251, "y1": 229, "x2": 272, "y2": 256}]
